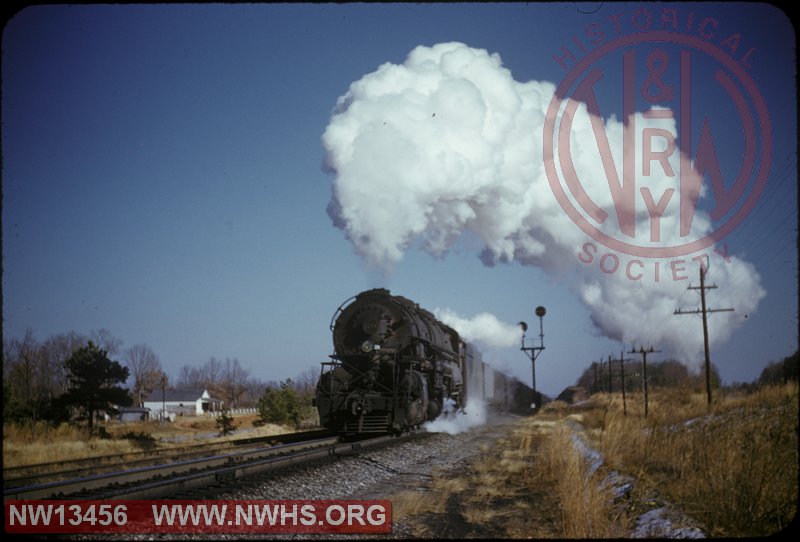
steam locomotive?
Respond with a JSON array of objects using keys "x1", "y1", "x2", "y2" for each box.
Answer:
[{"x1": 314, "y1": 289, "x2": 533, "y2": 434}]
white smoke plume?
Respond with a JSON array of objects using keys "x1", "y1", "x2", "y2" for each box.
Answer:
[
  {"x1": 434, "y1": 308, "x2": 522, "y2": 349},
  {"x1": 424, "y1": 396, "x2": 487, "y2": 435},
  {"x1": 322, "y1": 42, "x2": 766, "y2": 365}
]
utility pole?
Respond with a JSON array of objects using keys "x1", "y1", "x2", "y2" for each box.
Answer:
[
  {"x1": 161, "y1": 373, "x2": 167, "y2": 423},
  {"x1": 629, "y1": 346, "x2": 659, "y2": 417},
  {"x1": 612, "y1": 349, "x2": 630, "y2": 416},
  {"x1": 595, "y1": 358, "x2": 601, "y2": 394},
  {"x1": 675, "y1": 266, "x2": 734, "y2": 406},
  {"x1": 598, "y1": 357, "x2": 606, "y2": 394}
]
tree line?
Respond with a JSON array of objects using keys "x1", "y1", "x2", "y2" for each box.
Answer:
[{"x1": 3, "y1": 328, "x2": 321, "y2": 430}]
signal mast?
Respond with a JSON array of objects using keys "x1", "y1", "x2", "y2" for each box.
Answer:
[{"x1": 520, "y1": 306, "x2": 546, "y2": 410}]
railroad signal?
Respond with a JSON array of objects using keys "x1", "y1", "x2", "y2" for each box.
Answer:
[{"x1": 520, "y1": 306, "x2": 546, "y2": 410}]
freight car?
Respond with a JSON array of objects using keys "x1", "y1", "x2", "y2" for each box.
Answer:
[{"x1": 314, "y1": 289, "x2": 533, "y2": 434}]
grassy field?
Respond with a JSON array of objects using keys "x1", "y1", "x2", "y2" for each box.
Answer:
[
  {"x1": 393, "y1": 382, "x2": 798, "y2": 538},
  {"x1": 2, "y1": 413, "x2": 291, "y2": 468}
]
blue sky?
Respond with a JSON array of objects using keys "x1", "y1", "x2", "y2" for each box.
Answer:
[{"x1": 2, "y1": 3, "x2": 796, "y2": 398}]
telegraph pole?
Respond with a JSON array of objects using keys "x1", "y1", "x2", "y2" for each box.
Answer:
[
  {"x1": 612, "y1": 349, "x2": 630, "y2": 416},
  {"x1": 596, "y1": 358, "x2": 602, "y2": 394},
  {"x1": 161, "y1": 373, "x2": 167, "y2": 423},
  {"x1": 629, "y1": 346, "x2": 659, "y2": 417},
  {"x1": 674, "y1": 266, "x2": 734, "y2": 406},
  {"x1": 598, "y1": 357, "x2": 606, "y2": 393}
]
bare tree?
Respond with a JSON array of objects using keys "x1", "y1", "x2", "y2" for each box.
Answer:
[
  {"x1": 219, "y1": 357, "x2": 250, "y2": 408},
  {"x1": 176, "y1": 357, "x2": 224, "y2": 398},
  {"x1": 192, "y1": 356, "x2": 224, "y2": 401},
  {"x1": 90, "y1": 328, "x2": 123, "y2": 357},
  {"x1": 176, "y1": 364, "x2": 204, "y2": 388},
  {"x1": 243, "y1": 377, "x2": 269, "y2": 406},
  {"x1": 42, "y1": 331, "x2": 88, "y2": 397},
  {"x1": 174, "y1": 357, "x2": 254, "y2": 408},
  {"x1": 293, "y1": 365, "x2": 320, "y2": 396},
  {"x1": 203, "y1": 357, "x2": 223, "y2": 388},
  {"x1": 4, "y1": 329, "x2": 51, "y2": 421},
  {"x1": 124, "y1": 344, "x2": 164, "y2": 406}
]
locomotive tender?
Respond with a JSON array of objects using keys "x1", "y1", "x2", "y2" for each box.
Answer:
[{"x1": 315, "y1": 288, "x2": 531, "y2": 434}]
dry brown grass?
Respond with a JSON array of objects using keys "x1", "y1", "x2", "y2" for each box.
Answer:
[
  {"x1": 3, "y1": 422, "x2": 139, "y2": 467},
  {"x1": 538, "y1": 423, "x2": 630, "y2": 538},
  {"x1": 582, "y1": 382, "x2": 799, "y2": 537},
  {"x1": 2, "y1": 413, "x2": 294, "y2": 468},
  {"x1": 394, "y1": 414, "x2": 629, "y2": 538},
  {"x1": 390, "y1": 489, "x2": 451, "y2": 538},
  {"x1": 392, "y1": 383, "x2": 797, "y2": 538}
]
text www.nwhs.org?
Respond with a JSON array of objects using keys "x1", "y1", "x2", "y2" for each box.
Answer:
[
  {"x1": 152, "y1": 502, "x2": 388, "y2": 527},
  {"x1": 5, "y1": 500, "x2": 392, "y2": 534}
]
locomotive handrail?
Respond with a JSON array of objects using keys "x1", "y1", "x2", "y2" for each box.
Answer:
[
  {"x1": 329, "y1": 294, "x2": 358, "y2": 332},
  {"x1": 344, "y1": 365, "x2": 395, "y2": 394},
  {"x1": 423, "y1": 340, "x2": 461, "y2": 361},
  {"x1": 319, "y1": 357, "x2": 394, "y2": 394}
]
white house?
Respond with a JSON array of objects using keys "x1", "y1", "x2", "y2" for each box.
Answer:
[{"x1": 142, "y1": 388, "x2": 223, "y2": 420}]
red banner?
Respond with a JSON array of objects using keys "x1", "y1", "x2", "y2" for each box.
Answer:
[{"x1": 5, "y1": 500, "x2": 392, "y2": 534}]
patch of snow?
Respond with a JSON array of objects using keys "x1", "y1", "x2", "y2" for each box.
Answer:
[
  {"x1": 565, "y1": 418, "x2": 707, "y2": 539},
  {"x1": 633, "y1": 507, "x2": 706, "y2": 539}
]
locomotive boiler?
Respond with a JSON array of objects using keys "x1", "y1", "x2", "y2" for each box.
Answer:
[{"x1": 315, "y1": 289, "x2": 467, "y2": 433}]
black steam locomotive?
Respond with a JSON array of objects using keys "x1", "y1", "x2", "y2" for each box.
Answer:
[{"x1": 314, "y1": 288, "x2": 532, "y2": 434}]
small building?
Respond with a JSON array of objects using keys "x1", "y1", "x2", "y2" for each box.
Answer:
[
  {"x1": 117, "y1": 407, "x2": 150, "y2": 422},
  {"x1": 142, "y1": 388, "x2": 223, "y2": 420}
]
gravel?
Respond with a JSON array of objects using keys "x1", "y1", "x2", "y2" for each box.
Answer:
[
  {"x1": 212, "y1": 410, "x2": 524, "y2": 539},
  {"x1": 72, "y1": 407, "x2": 708, "y2": 539}
]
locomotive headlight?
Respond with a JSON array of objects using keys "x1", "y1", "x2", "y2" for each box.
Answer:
[{"x1": 361, "y1": 340, "x2": 374, "y2": 353}]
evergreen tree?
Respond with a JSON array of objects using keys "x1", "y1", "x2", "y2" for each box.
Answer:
[
  {"x1": 216, "y1": 409, "x2": 237, "y2": 436},
  {"x1": 256, "y1": 379, "x2": 302, "y2": 428},
  {"x1": 59, "y1": 341, "x2": 132, "y2": 435}
]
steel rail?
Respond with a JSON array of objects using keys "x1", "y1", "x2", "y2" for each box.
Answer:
[
  {"x1": 3, "y1": 436, "x2": 341, "y2": 501},
  {"x1": 91, "y1": 434, "x2": 398, "y2": 500},
  {"x1": 3, "y1": 429, "x2": 334, "y2": 485}
]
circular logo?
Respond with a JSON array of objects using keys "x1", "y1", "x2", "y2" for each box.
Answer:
[{"x1": 544, "y1": 31, "x2": 772, "y2": 258}]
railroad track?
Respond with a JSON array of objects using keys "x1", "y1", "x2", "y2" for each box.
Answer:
[
  {"x1": 3, "y1": 429, "x2": 332, "y2": 488},
  {"x1": 3, "y1": 431, "x2": 412, "y2": 501}
]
